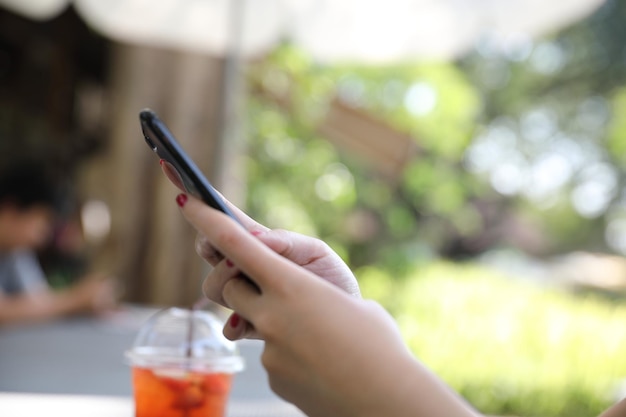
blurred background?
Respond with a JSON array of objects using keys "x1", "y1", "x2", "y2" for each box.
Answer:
[{"x1": 1, "y1": 0, "x2": 626, "y2": 416}]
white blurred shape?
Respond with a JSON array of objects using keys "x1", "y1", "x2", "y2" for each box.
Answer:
[
  {"x1": 520, "y1": 108, "x2": 557, "y2": 143},
  {"x1": 0, "y1": 0, "x2": 605, "y2": 63},
  {"x1": 571, "y1": 181, "x2": 614, "y2": 218},
  {"x1": 404, "y1": 82, "x2": 438, "y2": 116},
  {"x1": 490, "y1": 163, "x2": 524, "y2": 196},
  {"x1": 530, "y1": 41, "x2": 566, "y2": 74},
  {"x1": 315, "y1": 163, "x2": 354, "y2": 201},
  {"x1": 0, "y1": 0, "x2": 66, "y2": 20},
  {"x1": 524, "y1": 153, "x2": 573, "y2": 202},
  {"x1": 81, "y1": 200, "x2": 111, "y2": 244}
]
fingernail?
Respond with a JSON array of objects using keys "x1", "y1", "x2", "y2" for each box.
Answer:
[
  {"x1": 250, "y1": 230, "x2": 262, "y2": 236},
  {"x1": 229, "y1": 313, "x2": 240, "y2": 328},
  {"x1": 159, "y1": 159, "x2": 165, "y2": 166},
  {"x1": 176, "y1": 193, "x2": 188, "y2": 207},
  {"x1": 225, "y1": 259, "x2": 234, "y2": 268}
]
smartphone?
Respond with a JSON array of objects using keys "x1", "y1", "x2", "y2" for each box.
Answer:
[{"x1": 139, "y1": 109, "x2": 239, "y2": 222}]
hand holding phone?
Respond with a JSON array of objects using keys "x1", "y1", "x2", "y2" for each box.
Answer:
[{"x1": 139, "y1": 109, "x2": 240, "y2": 222}]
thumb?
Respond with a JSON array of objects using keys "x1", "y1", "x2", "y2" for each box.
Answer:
[{"x1": 254, "y1": 229, "x2": 326, "y2": 266}]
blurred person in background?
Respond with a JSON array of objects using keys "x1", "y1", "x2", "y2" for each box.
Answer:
[{"x1": 0, "y1": 160, "x2": 117, "y2": 325}]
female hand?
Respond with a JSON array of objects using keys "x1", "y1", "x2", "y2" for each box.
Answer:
[
  {"x1": 161, "y1": 162, "x2": 360, "y2": 339},
  {"x1": 200, "y1": 226, "x2": 361, "y2": 340},
  {"x1": 195, "y1": 217, "x2": 361, "y2": 301},
  {"x1": 197, "y1": 212, "x2": 361, "y2": 340},
  {"x1": 175, "y1": 194, "x2": 478, "y2": 417}
]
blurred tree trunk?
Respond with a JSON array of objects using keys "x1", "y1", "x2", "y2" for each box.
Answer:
[{"x1": 84, "y1": 42, "x2": 232, "y2": 307}]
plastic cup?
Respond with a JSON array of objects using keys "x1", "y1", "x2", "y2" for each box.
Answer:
[{"x1": 126, "y1": 307, "x2": 244, "y2": 417}]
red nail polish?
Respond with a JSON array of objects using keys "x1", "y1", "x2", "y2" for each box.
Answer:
[
  {"x1": 176, "y1": 194, "x2": 188, "y2": 207},
  {"x1": 250, "y1": 230, "x2": 262, "y2": 236},
  {"x1": 225, "y1": 259, "x2": 234, "y2": 268},
  {"x1": 159, "y1": 159, "x2": 165, "y2": 166},
  {"x1": 229, "y1": 313, "x2": 240, "y2": 328}
]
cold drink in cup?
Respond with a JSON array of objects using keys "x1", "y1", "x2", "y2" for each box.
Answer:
[
  {"x1": 132, "y1": 367, "x2": 232, "y2": 417},
  {"x1": 126, "y1": 308, "x2": 244, "y2": 417}
]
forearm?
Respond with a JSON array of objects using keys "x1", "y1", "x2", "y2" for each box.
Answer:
[
  {"x1": 359, "y1": 353, "x2": 480, "y2": 417},
  {"x1": 599, "y1": 398, "x2": 626, "y2": 417},
  {"x1": 0, "y1": 290, "x2": 85, "y2": 325}
]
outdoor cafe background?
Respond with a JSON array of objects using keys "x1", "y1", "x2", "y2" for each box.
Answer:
[{"x1": 1, "y1": 1, "x2": 626, "y2": 416}]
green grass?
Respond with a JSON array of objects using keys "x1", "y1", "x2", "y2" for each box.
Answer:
[{"x1": 357, "y1": 261, "x2": 626, "y2": 417}]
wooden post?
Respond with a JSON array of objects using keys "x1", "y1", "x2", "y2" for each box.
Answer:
[{"x1": 83, "y1": 42, "x2": 229, "y2": 307}]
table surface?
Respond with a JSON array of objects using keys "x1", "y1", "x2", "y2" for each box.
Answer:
[{"x1": 0, "y1": 305, "x2": 305, "y2": 417}]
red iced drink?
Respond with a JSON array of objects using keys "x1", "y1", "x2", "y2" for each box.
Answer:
[
  {"x1": 126, "y1": 308, "x2": 244, "y2": 417},
  {"x1": 132, "y1": 367, "x2": 233, "y2": 417}
]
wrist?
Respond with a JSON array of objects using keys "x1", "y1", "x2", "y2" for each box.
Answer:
[{"x1": 357, "y1": 353, "x2": 479, "y2": 417}]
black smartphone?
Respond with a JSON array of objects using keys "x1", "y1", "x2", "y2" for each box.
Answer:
[{"x1": 139, "y1": 108, "x2": 239, "y2": 222}]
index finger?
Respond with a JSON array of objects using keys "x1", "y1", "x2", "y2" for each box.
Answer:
[
  {"x1": 177, "y1": 194, "x2": 311, "y2": 291},
  {"x1": 161, "y1": 161, "x2": 267, "y2": 233}
]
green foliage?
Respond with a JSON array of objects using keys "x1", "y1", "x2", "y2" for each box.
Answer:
[
  {"x1": 359, "y1": 262, "x2": 626, "y2": 417},
  {"x1": 606, "y1": 86, "x2": 626, "y2": 166},
  {"x1": 245, "y1": 45, "x2": 485, "y2": 269},
  {"x1": 457, "y1": 1, "x2": 626, "y2": 255},
  {"x1": 326, "y1": 62, "x2": 481, "y2": 158}
]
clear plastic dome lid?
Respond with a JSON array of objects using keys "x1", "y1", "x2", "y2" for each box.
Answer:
[{"x1": 125, "y1": 307, "x2": 244, "y2": 373}]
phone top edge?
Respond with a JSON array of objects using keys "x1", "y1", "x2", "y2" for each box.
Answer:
[
  {"x1": 139, "y1": 108, "x2": 155, "y2": 118},
  {"x1": 137, "y1": 109, "x2": 242, "y2": 224}
]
